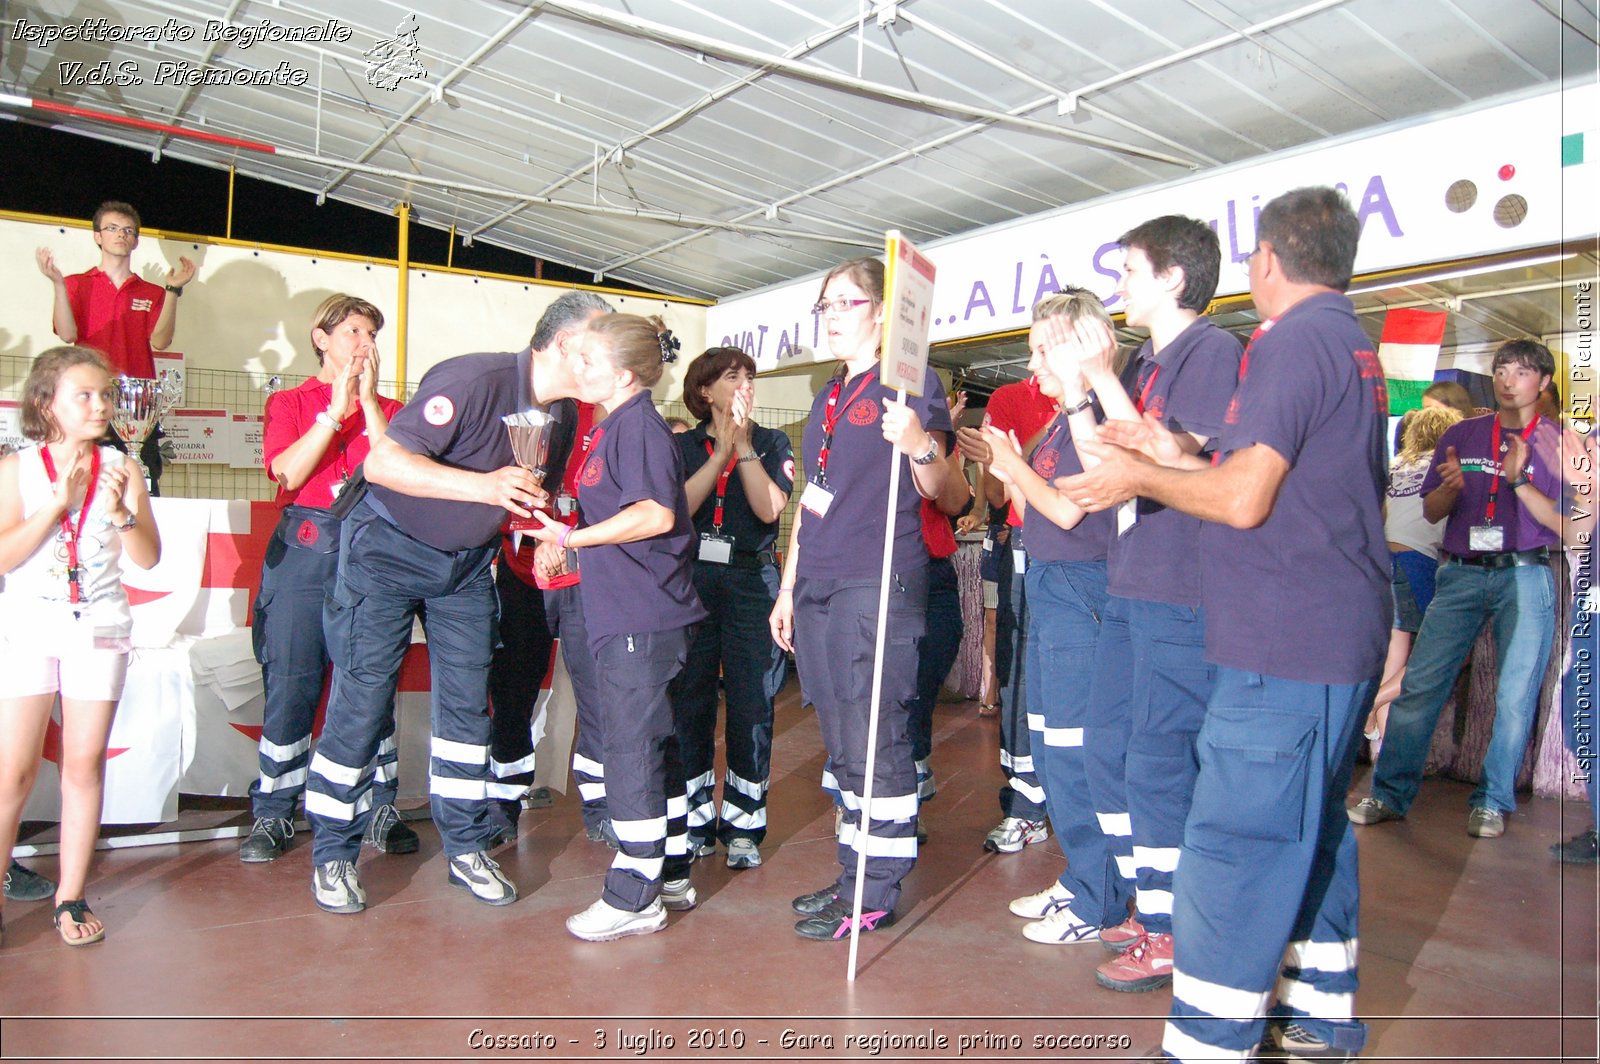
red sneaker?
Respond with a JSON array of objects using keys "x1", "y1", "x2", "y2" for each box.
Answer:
[
  {"x1": 1098, "y1": 914, "x2": 1145, "y2": 953},
  {"x1": 1095, "y1": 931, "x2": 1174, "y2": 993}
]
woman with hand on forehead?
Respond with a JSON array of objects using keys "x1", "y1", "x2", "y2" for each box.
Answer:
[
  {"x1": 527, "y1": 314, "x2": 708, "y2": 942},
  {"x1": 769, "y1": 256, "x2": 953, "y2": 940},
  {"x1": 0, "y1": 347, "x2": 160, "y2": 948},
  {"x1": 669, "y1": 346, "x2": 793, "y2": 870},
  {"x1": 239, "y1": 295, "x2": 411, "y2": 865}
]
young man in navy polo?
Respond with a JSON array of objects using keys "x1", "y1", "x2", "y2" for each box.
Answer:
[
  {"x1": 1058, "y1": 187, "x2": 1388, "y2": 1062},
  {"x1": 303, "y1": 289, "x2": 613, "y2": 915},
  {"x1": 1067, "y1": 215, "x2": 1243, "y2": 992},
  {"x1": 36, "y1": 200, "x2": 196, "y2": 379},
  {"x1": 1351, "y1": 339, "x2": 1562, "y2": 838}
]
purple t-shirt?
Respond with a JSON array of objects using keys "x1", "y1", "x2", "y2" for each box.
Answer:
[
  {"x1": 1423, "y1": 413, "x2": 1562, "y2": 557},
  {"x1": 1200, "y1": 292, "x2": 1390, "y2": 685},
  {"x1": 575, "y1": 390, "x2": 707, "y2": 646},
  {"x1": 1022, "y1": 413, "x2": 1113, "y2": 564},
  {"x1": 797, "y1": 364, "x2": 952, "y2": 579},
  {"x1": 1108, "y1": 319, "x2": 1243, "y2": 606},
  {"x1": 373, "y1": 350, "x2": 531, "y2": 552}
]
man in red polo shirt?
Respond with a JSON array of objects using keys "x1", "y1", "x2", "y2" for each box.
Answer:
[{"x1": 36, "y1": 200, "x2": 196, "y2": 378}]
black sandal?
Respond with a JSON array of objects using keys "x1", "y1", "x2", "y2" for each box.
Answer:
[{"x1": 53, "y1": 899, "x2": 105, "y2": 947}]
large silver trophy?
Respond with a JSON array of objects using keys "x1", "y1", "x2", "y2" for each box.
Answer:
[
  {"x1": 112, "y1": 370, "x2": 183, "y2": 485},
  {"x1": 502, "y1": 407, "x2": 556, "y2": 549}
]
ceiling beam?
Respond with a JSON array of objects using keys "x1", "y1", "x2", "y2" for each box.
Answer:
[
  {"x1": 894, "y1": 6, "x2": 1220, "y2": 166},
  {"x1": 1062, "y1": 0, "x2": 1352, "y2": 114},
  {"x1": 150, "y1": 0, "x2": 248, "y2": 159},
  {"x1": 536, "y1": 0, "x2": 1197, "y2": 167},
  {"x1": 318, "y1": 5, "x2": 545, "y2": 198},
  {"x1": 467, "y1": 8, "x2": 877, "y2": 240}
]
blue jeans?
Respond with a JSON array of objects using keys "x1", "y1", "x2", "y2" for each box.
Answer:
[{"x1": 1371, "y1": 561, "x2": 1556, "y2": 815}]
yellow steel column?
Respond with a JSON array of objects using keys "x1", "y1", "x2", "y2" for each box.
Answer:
[{"x1": 395, "y1": 202, "x2": 411, "y2": 385}]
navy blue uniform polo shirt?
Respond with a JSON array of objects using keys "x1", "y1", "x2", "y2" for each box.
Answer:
[
  {"x1": 677, "y1": 421, "x2": 795, "y2": 554},
  {"x1": 371, "y1": 349, "x2": 535, "y2": 552}
]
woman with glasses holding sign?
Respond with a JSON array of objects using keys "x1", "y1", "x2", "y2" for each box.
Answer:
[
  {"x1": 769, "y1": 257, "x2": 954, "y2": 940},
  {"x1": 238, "y1": 295, "x2": 412, "y2": 866},
  {"x1": 669, "y1": 347, "x2": 794, "y2": 871}
]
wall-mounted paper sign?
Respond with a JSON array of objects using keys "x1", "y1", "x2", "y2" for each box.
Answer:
[
  {"x1": 229, "y1": 413, "x2": 264, "y2": 470},
  {"x1": 165, "y1": 408, "x2": 232, "y2": 464},
  {"x1": 0, "y1": 400, "x2": 24, "y2": 454}
]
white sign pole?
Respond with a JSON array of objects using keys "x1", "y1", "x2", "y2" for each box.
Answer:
[
  {"x1": 847, "y1": 231, "x2": 936, "y2": 981},
  {"x1": 847, "y1": 401, "x2": 905, "y2": 982}
]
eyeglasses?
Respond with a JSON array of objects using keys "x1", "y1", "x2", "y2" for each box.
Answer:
[
  {"x1": 97, "y1": 224, "x2": 139, "y2": 237},
  {"x1": 812, "y1": 298, "x2": 873, "y2": 316}
]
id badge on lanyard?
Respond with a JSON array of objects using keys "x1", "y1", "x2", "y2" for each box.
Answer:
[
  {"x1": 800, "y1": 480, "x2": 834, "y2": 518},
  {"x1": 1469, "y1": 525, "x2": 1505, "y2": 552},
  {"x1": 698, "y1": 533, "x2": 734, "y2": 564}
]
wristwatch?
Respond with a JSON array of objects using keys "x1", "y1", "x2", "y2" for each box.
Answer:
[
  {"x1": 164, "y1": 284, "x2": 184, "y2": 296},
  {"x1": 1507, "y1": 472, "x2": 1531, "y2": 489},
  {"x1": 314, "y1": 410, "x2": 340, "y2": 431},
  {"x1": 114, "y1": 514, "x2": 137, "y2": 532},
  {"x1": 911, "y1": 439, "x2": 941, "y2": 465}
]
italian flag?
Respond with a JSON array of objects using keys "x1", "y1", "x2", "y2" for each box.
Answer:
[{"x1": 1378, "y1": 308, "x2": 1448, "y2": 414}]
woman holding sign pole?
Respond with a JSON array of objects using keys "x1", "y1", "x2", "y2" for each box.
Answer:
[{"x1": 769, "y1": 256, "x2": 954, "y2": 940}]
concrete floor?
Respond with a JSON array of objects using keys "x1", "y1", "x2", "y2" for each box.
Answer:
[{"x1": 1, "y1": 681, "x2": 1595, "y2": 1062}]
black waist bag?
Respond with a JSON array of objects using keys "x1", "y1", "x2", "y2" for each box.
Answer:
[{"x1": 276, "y1": 504, "x2": 343, "y2": 554}]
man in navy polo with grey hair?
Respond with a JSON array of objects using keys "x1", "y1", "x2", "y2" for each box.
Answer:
[{"x1": 303, "y1": 289, "x2": 613, "y2": 916}]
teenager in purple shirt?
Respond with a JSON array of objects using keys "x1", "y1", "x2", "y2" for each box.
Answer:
[
  {"x1": 769, "y1": 256, "x2": 953, "y2": 940},
  {"x1": 982, "y1": 289, "x2": 1122, "y2": 954},
  {"x1": 1068, "y1": 216, "x2": 1243, "y2": 993},
  {"x1": 1351, "y1": 339, "x2": 1563, "y2": 839},
  {"x1": 1058, "y1": 187, "x2": 1387, "y2": 1062},
  {"x1": 528, "y1": 314, "x2": 708, "y2": 942}
]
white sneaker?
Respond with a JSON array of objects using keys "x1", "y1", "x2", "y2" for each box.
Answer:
[
  {"x1": 312, "y1": 859, "x2": 366, "y2": 914},
  {"x1": 660, "y1": 878, "x2": 698, "y2": 911},
  {"x1": 566, "y1": 897, "x2": 668, "y2": 941},
  {"x1": 726, "y1": 837, "x2": 762, "y2": 869},
  {"x1": 1009, "y1": 879, "x2": 1075, "y2": 919},
  {"x1": 447, "y1": 851, "x2": 517, "y2": 906},
  {"x1": 1022, "y1": 907, "x2": 1100, "y2": 945},
  {"x1": 984, "y1": 816, "x2": 1049, "y2": 854}
]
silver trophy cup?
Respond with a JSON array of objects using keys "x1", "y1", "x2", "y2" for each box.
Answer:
[
  {"x1": 502, "y1": 408, "x2": 556, "y2": 548},
  {"x1": 502, "y1": 407, "x2": 556, "y2": 485},
  {"x1": 112, "y1": 370, "x2": 183, "y2": 484}
]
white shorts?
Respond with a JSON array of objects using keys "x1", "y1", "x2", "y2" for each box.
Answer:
[
  {"x1": 982, "y1": 579, "x2": 1000, "y2": 611},
  {"x1": 0, "y1": 643, "x2": 130, "y2": 700},
  {"x1": 0, "y1": 621, "x2": 131, "y2": 702}
]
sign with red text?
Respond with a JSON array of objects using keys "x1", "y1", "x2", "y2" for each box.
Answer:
[
  {"x1": 229, "y1": 413, "x2": 264, "y2": 469},
  {"x1": 165, "y1": 408, "x2": 232, "y2": 463},
  {"x1": 880, "y1": 231, "x2": 936, "y2": 396}
]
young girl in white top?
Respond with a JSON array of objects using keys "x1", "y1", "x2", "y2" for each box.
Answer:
[{"x1": 0, "y1": 346, "x2": 160, "y2": 947}]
